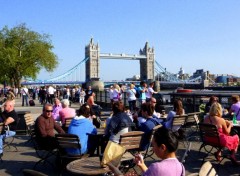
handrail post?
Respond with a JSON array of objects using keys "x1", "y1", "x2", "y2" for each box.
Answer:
[
  {"x1": 105, "y1": 90, "x2": 108, "y2": 107},
  {"x1": 123, "y1": 92, "x2": 127, "y2": 105},
  {"x1": 193, "y1": 95, "x2": 196, "y2": 112},
  {"x1": 100, "y1": 91, "x2": 102, "y2": 102}
]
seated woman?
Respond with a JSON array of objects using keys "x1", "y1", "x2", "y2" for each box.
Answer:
[
  {"x1": 105, "y1": 101, "x2": 135, "y2": 143},
  {"x1": 107, "y1": 127, "x2": 185, "y2": 176},
  {"x1": 86, "y1": 92, "x2": 101, "y2": 128},
  {"x1": 67, "y1": 104, "x2": 97, "y2": 155},
  {"x1": 204, "y1": 102, "x2": 239, "y2": 165},
  {"x1": 164, "y1": 99, "x2": 185, "y2": 132}
]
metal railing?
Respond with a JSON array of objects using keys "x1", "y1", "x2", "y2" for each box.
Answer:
[
  {"x1": 93, "y1": 90, "x2": 240, "y2": 113},
  {"x1": 94, "y1": 90, "x2": 128, "y2": 108},
  {"x1": 168, "y1": 91, "x2": 239, "y2": 113}
]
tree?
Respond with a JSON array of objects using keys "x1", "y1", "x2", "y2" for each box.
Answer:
[{"x1": 0, "y1": 23, "x2": 58, "y2": 87}]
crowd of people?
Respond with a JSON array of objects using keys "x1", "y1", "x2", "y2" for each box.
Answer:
[{"x1": 0, "y1": 82, "x2": 240, "y2": 175}]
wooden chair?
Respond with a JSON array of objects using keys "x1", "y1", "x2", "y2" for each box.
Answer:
[
  {"x1": 199, "y1": 123, "x2": 227, "y2": 164},
  {"x1": 188, "y1": 161, "x2": 217, "y2": 176},
  {"x1": 119, "y1": 131, "x2": 144, "y2": 152},
  {"x1": 143, "y1": 124, "x2": 162, "y2": 159},
  {"x1": 24, "y1": 113, "x2": 35, "y2": 133},
  {"x1": 172, "y1": 114, "x2": 188, "y2": 132},
  {"x1": 185, "y1": 112, "x2": 201, "y2": 141},
  {"x1": 62, "y1": 117, "x2": 74, "y2": 132},
  {"x1": 24, "y1": 113, "x2": 35, "y2": 143},
  {"x1": 119, "y1": 131, "x2": 144, "y2": 173},
  {"x1": 171, "y1": 114, "x2": 190, "y2": 163},
  {"x1": 55, "y1": 133, "x2": 84, "y2": 172}
]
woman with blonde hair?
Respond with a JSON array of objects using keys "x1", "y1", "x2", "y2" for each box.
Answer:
[
  {"x1": 204, "y1": 102, "x2": 239, "y2": 165},
  {"x1": 113, "y1": 84, "x2": 120, "y2": 102}
]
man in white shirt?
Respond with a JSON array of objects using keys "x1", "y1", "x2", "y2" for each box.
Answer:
[
  {"x1": 21, "y1": 86, "x2": 29, "y2": 106},
  {"x1": 47, "y1": 85, "x2": 55, "y2": 104}
]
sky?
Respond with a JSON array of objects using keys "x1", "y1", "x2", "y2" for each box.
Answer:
[{"x1": 1, "y1": 0, "x2": 240, "y2": 81}]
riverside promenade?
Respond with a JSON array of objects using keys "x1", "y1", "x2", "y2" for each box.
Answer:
[{"x1": 0, "y1": 97, "x2": 239, "y2": 176}]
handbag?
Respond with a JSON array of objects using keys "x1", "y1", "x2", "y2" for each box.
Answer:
[{"x1": 101, "y1": 141, "x2": 126, "y2": 167}]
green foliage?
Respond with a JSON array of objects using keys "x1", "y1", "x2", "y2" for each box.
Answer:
[{"x1": 0, "y1": 23, "x2": 58, "y2": 87}]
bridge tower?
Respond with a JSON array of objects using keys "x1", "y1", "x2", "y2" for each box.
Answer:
[
  {"x1": 85, "y1": 38, "x2": 100, "y2": 82},
  {"x1": 139, "y1": 42, "x2": 155, "y2": 81}
]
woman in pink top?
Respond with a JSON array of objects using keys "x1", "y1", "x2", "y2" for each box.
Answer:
[
  {"x1": 59, "y1": 99, "x2": 76, "y2": 124},
  {"x1": 204, "y1": 102, "x2": 239, "y2": 165}
]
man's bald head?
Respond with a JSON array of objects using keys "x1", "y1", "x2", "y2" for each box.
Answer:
[
  {"x1": 150, "y1": 97, "x2": 157, "y2": 106},
  {"x1": 4, "y1": 100, "x2": 15, "y2": 112}
]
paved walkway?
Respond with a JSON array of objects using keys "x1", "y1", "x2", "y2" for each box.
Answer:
[{"x1": 0, "y1": 98, "x2": 239, "y2": 175}]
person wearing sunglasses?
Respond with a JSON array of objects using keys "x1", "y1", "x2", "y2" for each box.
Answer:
[
  {"x1": 0, "y1": 100, "x2": 18, "y2": 157},
  {"x1": 35, "y1": 103, "x2": 65, "y2": 150}
]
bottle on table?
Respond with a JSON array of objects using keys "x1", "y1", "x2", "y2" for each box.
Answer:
[
  {"x1": 233, "y1": 113, "x2": 237, "y2": 124},
  {"x1": 101, "y1": 120, "x2": 106, "y2": 128}
]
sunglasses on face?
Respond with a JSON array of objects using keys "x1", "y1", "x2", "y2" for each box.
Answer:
[{"x1": 45, "y1": 110, "x2": 53, "y2": 113}]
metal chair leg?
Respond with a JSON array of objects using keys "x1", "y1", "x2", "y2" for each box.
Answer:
[{"x1": 3, "y1": 136, "x2": 18, "y2": 152}]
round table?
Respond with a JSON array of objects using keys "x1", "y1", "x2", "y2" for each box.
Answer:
[{"x1": 66, "y1": 157, "x2": 110, "y2": 175}]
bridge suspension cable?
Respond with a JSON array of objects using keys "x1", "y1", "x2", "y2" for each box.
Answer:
[
  {"x1": 155, "y1": 61, "x2": 181, "y2": 82},
  {"x1": 155, "y1": 60, "x2": 204, "y2": 83},
  {"x1": 45, "y1": 57, "x2": 89, "y2": 82}
]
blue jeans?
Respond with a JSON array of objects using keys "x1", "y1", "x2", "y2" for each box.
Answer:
[
  {"x1": 22, "y1": 95, "x2": 28, "y2": 106},
  {"x1": 0, "y1": 131, "x2": 16, "y2": 153}
]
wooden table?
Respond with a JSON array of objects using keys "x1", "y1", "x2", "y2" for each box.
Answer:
[
  {"x1": 159, "y1": 114, "x2": 167, "y2": 122},
  {"x1": 66, "y1": 157, "x2": 110, "y2": 175}
]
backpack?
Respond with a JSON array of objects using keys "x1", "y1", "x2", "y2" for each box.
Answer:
[{"x1": 135, "y1": 87, "x2": 141, "y2": 98}]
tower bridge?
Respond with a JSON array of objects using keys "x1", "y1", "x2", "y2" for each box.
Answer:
[
  {"x1": 85, "y1": 38, "x2": 154, "y2": 82},
  {"x1": 22, "y1": 38, "x2": 206, "y2": 88}
]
